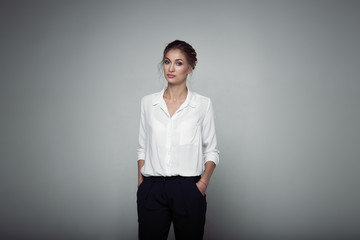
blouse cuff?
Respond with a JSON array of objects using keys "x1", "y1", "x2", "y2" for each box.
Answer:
[
  {"x1": 137, "y1": 151, "x2": 145, "y2": 161},
  {"x1": 204, "y1": 151, "x2": 220, "y2": 166}
]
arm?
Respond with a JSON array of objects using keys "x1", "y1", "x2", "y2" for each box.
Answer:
[
  {"x1": 196, "y1": 98, "x2": 220, "y2": 195},
  {"x1": 138, "y1": 160, "x2": 145, "y2": 187},
  {"x1": 196, "y1": 161, "x2": 216, "y2": 195},
  {"x1": 137, "y1": 97, "x2": 146, "y2": 187}
]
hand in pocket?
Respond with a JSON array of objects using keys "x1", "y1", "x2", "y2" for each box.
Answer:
[{"x1": 196, "y1": 181, "x2": 207, "y2": 196}]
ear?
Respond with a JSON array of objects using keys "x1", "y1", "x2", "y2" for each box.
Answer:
[{"x1": 187, "y1": 65, "x2": 193, "y2": 75}]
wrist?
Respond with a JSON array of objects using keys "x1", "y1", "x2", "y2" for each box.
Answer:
[{"x1": 199, "y1": 179, "x2": 208, "y2": 188}]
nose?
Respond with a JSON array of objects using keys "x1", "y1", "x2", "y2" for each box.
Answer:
[{"x1": 169, "y1": 63, "x2": 175, "y2": 72}]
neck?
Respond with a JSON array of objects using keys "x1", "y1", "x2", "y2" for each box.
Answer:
[{"x1": 164, "y1": 83, "x2": 188, "y2": 102}]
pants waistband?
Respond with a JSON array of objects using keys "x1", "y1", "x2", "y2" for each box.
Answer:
[{"x1": 143, "y1": 175, "x2": 201, "y2": 182}]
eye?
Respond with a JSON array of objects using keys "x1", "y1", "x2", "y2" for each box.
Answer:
[
  {"x1": 176, "y1": 62, "x2": 183, "y2": 66},
  {"x1": 164, "y1": 60, "x2": 170, "y2": 64}
]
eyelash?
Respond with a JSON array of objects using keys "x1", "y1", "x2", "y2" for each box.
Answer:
[{"x1": 164, "y1": 60, "x2": 182, "y2": 66}]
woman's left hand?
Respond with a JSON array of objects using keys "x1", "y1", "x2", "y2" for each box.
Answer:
[{"x1": 196, "y1": 180, "x2": 207, "y2": 196}]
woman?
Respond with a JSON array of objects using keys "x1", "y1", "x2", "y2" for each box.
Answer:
[{"x1": 136, "y1": 40, "x2": 220, "y2": 240}]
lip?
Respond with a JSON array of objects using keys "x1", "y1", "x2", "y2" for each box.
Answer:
[{"x1": 167, "y1": 74, "x2": 176, "y2": 78}]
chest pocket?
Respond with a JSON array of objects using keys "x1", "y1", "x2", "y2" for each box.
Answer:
[{"x1": 179, "y1": 118, "x2": 200, "y2": 145}]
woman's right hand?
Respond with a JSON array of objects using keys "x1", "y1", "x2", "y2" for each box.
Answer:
[
  {"x1": 138, "y1": 160, "x2": 145, "y2": 188},
  {"x1": 138, "y1": 178, "x2": 143, "y2": 188}
]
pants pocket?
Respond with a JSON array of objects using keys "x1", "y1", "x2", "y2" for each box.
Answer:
[
  {"x1": 136, "y1": 180, "x2": 146, "y2": 197},
  {"x1": 179, "y1": 179, "x2": 207, "y2": 218},
  {"x1": 137, "y1": 180, "x2": 153, "y2": 207},
  {"x1": 192, "y1": 180, "x2": 205, "y2": 198}
]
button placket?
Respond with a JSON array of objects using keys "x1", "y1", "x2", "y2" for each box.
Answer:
[{"x1": 165, "y1": 118, "x2": 173, "y2": 174}]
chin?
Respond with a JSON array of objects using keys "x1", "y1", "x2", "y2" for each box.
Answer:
[
  {"x1": 166, "y1": 78, "x2": 177, "y2": 83},
  {"x1": 166, "y1": 78, "x2": 186, "y2": 85}
]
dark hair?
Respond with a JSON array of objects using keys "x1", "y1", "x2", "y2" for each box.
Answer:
[{"x1": 162, "y1": 40, "x2": 197, "y2": 70}]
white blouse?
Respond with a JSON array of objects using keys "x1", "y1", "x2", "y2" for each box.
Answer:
[{"x1": 137, "y1": 87, "x2": 220, "y2": 177}]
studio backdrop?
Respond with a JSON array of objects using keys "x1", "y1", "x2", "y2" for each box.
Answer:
[{"x1": 1, "y1": 0, "x2": 360, "y2": 239}]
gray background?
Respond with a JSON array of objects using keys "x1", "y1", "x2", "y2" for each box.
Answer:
[{"x1": 1, "y1": 0, "x2": 359, "y2": 239}]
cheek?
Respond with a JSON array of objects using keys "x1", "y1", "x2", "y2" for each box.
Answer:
[{"x1": 177, "y1": 66, "x2": 189, "y2": 75}]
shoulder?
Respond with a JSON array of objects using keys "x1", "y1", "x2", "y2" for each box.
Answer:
[
  {"x1": 191, "y1": 90, "x2": 212, "y2": 110},
  {"x1": 140, "y1": 89, "x2": 162, "y2": 106}
]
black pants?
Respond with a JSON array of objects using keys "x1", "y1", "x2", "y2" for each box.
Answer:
[{"x1": 137, "y1": 176, "x2": 207, "y2": 240}]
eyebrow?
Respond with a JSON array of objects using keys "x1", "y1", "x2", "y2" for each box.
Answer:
[{"x1": 164, "y1": 57, "x2": 183, "y2": 61}]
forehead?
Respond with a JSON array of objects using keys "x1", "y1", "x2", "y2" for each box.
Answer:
[{"x1": 164, "y1": 49, "x2": 187, "y2": 61}]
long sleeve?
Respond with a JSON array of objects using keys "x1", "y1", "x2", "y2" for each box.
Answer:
[
  {"x1": 201, "y1": 99, "x2": 220, "y2": 165},
  {"x1": 137, "y1": 97, "x2": 146, "y2": 161}
]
